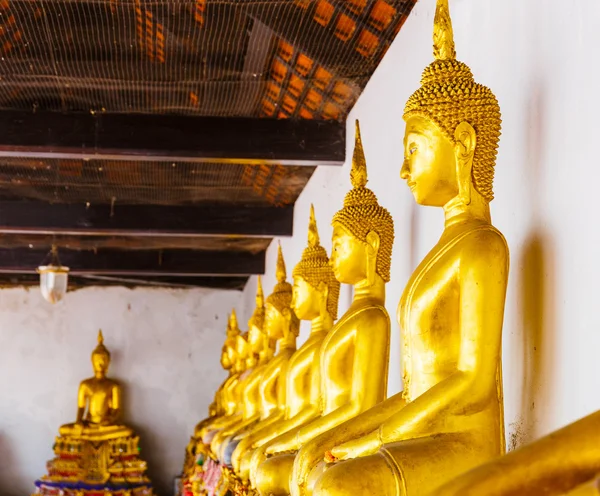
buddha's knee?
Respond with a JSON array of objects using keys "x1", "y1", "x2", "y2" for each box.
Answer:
[
  {"x1": 255, "y1": 454, "x2": 296, "y2": 496},
  {"x1": 239, "y1": 450, "x2": 253, "y2": 481},
  {"x1": 313, "y1": 455, "x2": 401, "y2": 496}
]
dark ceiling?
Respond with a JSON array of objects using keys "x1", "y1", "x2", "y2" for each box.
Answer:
[{"x1": 0, "y1": 0, "x2": 417, "y2": 291}]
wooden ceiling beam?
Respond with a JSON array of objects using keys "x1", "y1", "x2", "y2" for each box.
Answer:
[
  {"x1": 0, "y1": 201, "x2": 294, "y2": 238},
  {"x1": 0, "y1": 273, "x2": 250, "y2": 291},
  {"x1": 0, "y1": 247, "x2": 265, "y2": 277},
  {"x1": 0, "y1": 111, "x2": 345, "y2": 166}
]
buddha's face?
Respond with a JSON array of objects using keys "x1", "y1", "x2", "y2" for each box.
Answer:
[
  {"x1": 235, "y1": 336, "x2": 248, "y2": 368},
  {"x1": 292, "y1": 276, "x2": 320, "y2": 321},
  {"x1": 248, "y1": 324, "x2": 265, "y2": 354},
  {"x1": 225, "y1": 338, "x2": 237, "y2": 364},
  {"x1": 330, "y1": 223, "x2": 367, "y2": 284},
  {"x1": 92, "y1": 352, "x2": 109, "y2": 376},
  {"x1": 220, "y1": 345, "x2": 233, "y2": 370},
  {"x1": 401, "y1": 115, "x2": 458, "y2": 206},
  {"x1": 264, "y1": 303, "x2": 285, "y2": 340}
]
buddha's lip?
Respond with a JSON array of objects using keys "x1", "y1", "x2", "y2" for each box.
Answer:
[{"x1": 407, "y1": 180, "x2": 416, "y2": 189}]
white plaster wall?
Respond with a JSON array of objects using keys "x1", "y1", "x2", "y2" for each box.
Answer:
[
  {"x1": 0, "y1": 286, "x2": 241, "y2": 496},
  {"x1": 241, "y1": 0, "x2": 600, "y2": 453}
]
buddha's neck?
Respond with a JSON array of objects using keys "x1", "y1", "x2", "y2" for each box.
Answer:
[
  {"x1": 443, "y1": 189, "x2": 491, "y2": 229},
  {"x1": 352, "y1": 273, "x2": 386, "y2": 305},
  {"x1": 310, "y1": 313, "x2": 332, "y2": 336},
  {"x1": 258, "y1": 350, "x2": 271, "y2": 364},
  {"x1": 279, "y1": 328, "x2": 297, "y2": 351},
  {"x1": 94, "y1": 372, "x2": 105, "y2": 380}
]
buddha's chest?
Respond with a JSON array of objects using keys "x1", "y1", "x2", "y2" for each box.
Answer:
[
  {"x1": 260, "y1": 358, "x2": 284, "y2": 400},
  {"x1": 86, "y1": 384, "x2": 111, "y2": 411},
  {"x1": 288, "y1": 347, "x2": 314, "y2": 396},
  {"x1": 321, "y1": 325, "x2": 355, "y2": 407},
  {"x1": 399, "y1": 247, "x2": 461, "y2": 381},
  {"x1": 286, "y1": 347, "x2": 316, "y2": 416}
]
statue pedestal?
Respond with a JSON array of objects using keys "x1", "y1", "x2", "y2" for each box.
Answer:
[{"x1": 33, "y1": 434, "x2": 154, "y2": 496}]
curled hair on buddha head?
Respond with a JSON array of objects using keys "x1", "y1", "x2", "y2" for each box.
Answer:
[
  {"x1": 332, "y1": 120, "x2": 394, "y2": 282},
  {"x1": 266, "y1": 243, "x2": 300, "y2": 335},
  {"x1": 292, "y1": 204, "x2": 340, "y2": 320},
  {"x1": 403, "y1": 0, "x2": 502, "y2": 202}
]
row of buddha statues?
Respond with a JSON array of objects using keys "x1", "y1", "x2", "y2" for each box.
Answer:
[
  {"x1": 180, "y1": 1, "x2": 600, "y2": 495},
  {"x1": 30, "y1": 1, "x2": 600, "y2": 495}
]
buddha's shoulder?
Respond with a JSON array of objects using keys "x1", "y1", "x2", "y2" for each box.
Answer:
[
  {"x1": 456, "y1": 225, "x2": 508, "y2": 254},
  {"x1": 336, "y1": 304, "x2": 390, "y2": 329}
]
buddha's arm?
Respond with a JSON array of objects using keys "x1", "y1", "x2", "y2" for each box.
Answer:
[
  {"x1": 257, "y1": 404, "x2": 322, "y2": 448},
  {"x1": 296, "y1": 311, "x2": 389, "y2": 446},
  {"x1": 107, "y1": 383, "x2": 122, "y2": 424},
  {"x1": 380, "y1": 235, "x2": 507, "y2": 440},
  {"x1": 76, "y1": 383, "x2": 87, "y2": 423},
  {"x1": 434, "y1": 412, "x2": 600, "y2": 496},
  {"x1": 332, "y1": 234, "x2": 509, "y2": 459},
  {"x1": 293, "y1": 312, "x2": 390, "y2": 486},
  {"x1": 232, "y1": 411, "x2": 286, "y2": 471}
]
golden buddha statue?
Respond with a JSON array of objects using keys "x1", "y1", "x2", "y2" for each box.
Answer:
[
  {"x1": 34, "y1": 331, "x2": 153, "y2": 496},
  {"x1": 189, "y1": 312, "x2": 252, "y2": 496},
  {"x1": 232, "y1": 205, "x2": 341, "y2": 486},
  {"x1": 220, "y1": 244, "x2": 300, "y2": 469},
  {"x1": 564, "y1": 480, "x2": 600, "y2": 496},
  {"x1": 200, "y1": 310, "x2": 252, "y2": 444},
  {"x1": 207, "y1": 278, "x2": 274, "y2": 459},
  {"x1": 301, "y1": 2, "x2": 508, "y2": 495},
  {"x1": 255, "y1": 120, "x2": 394, "y2": 496},
  {"x1": 432, "y1": 411, "x2": 600, "y2": 496},
  {"x1": 182, "y1": 311, "x2": 240, "y2": 480}
]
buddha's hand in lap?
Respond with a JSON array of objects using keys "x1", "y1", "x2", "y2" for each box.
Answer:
[
  {"x1": 328, "y1": 430, "x2": 382, "y2": 461},
  {"x1": 293, "y1": 437, "x2": 331, "y2": 492}
]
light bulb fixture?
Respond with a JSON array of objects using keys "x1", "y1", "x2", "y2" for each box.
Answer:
[{"x1": 37, "y1": 245, "x2": 69, "y2": 304}]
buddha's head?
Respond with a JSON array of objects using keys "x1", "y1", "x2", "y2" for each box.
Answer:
[
  {"x1": 401, "y1": 0, "x2": 501, "y2": 208},
  {"x1": 247, "y1": 277, "x2": 267, "y2": 358},
  {"x1": 265, "y1": 244, "x2": 299, "y2": 341},
  {"x1": 292, "y1": 205, "x2": 340, "y2": 322},
  {"x1": 232, "y1": 313, "x2": 249, "y2": 373},
  {"x1": 331, "y1": 121, "x2": 394, "y2": 286},
  {"x1": 221, "y1": 310, "x2": 240, "y2": 370},
  {"x1": 91, "y1": 330, "x2": 110, "y2": 377}
]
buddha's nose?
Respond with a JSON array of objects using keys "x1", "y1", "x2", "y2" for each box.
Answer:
[{"x1": 400, "y1": 160, "x2": 410, "y2": 180}]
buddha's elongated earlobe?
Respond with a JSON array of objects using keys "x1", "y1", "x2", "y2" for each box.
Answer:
[
  {"x1": 455, "y1": 121, "x2": 477, "y2": 205},
  {"x1": 366, "y1": 231, "x2": 380, "y2": 287}
]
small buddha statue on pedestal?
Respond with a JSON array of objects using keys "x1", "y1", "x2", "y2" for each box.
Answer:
[
  {"x1": 433, "y1": 411, "x2": 600, "y2": 496},
  {"x1": 232, "y1": 205, "x2": 340, "y2": 488},
  {"x1": 33, "y1": 331, "x2": 154, "y2": 496},
  {"x1": 301, "y1": 2, "x2": 509, "y2": 495},
  {"x1": 255, "y1": 121, "x2": 394, "y2": 496}
]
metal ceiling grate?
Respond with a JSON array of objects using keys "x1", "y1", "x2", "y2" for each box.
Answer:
[
  {"x1": 0, "y1": 0, "x2": 416, "y2": 116},
  {"x1": 0, "y1": 158, "x2": 315, "y2": 206}
]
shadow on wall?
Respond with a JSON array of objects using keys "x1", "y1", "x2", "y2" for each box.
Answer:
[
  {"x1": 515, "y1": 230, "x2": 557, "y2": 450},
  {"x1": 0, "y1": 431, "x2": 24, "y2": 496}
]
